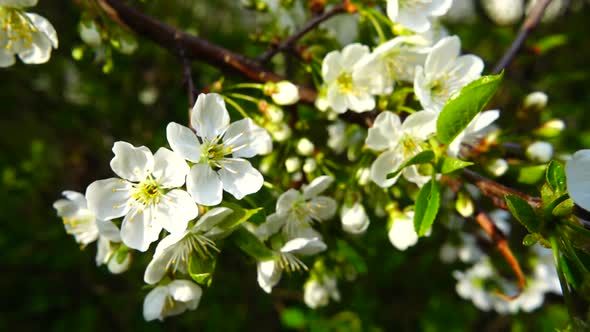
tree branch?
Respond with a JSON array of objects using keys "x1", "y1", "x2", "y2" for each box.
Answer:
[
  {"x1": 462, "y1": 169, "x2": 542, "y2": 210},
  {"x1": 258, "y1": 2, "x2": 350, "y2": 63},
  {"x1": 96, "y1": 0, "x2": 317, "y2": 103},
  {"x1": 492, "y1": 0, "x2": 553, "y2": 74}
]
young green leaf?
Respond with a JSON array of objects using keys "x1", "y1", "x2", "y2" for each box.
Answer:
[
  {"x1": 436, "y1": 72, "x2": 504, "y2": 144},
  {"x1": 231, "y1": 226, "x2": 277, "y2": 261},
  {"x1": 546, "y1": 160, "x2": 567, "y2": 194},
  {"x1": 437, "y1": 157, "x2": 473, "y2": 174},
  {"x1": 414, "y1": 179, "x2": 440, "y2": 236},
  {"x1": 505, "y1": 194, "x2": 540, "y2": 232},
  {"x1": 386, "y1": 150, "x2": 435, "y2": 179},
  {"x1": 188, "y1": 256, "x2": 216, "y2": 287},
  {"x1": 218, "y1": 202, "x2": 265, "y2": 230}
]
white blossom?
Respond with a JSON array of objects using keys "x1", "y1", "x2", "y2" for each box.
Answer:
[
  {"x1": 447, "y1": 110, "x2": 499, "y2": 158},
  {"x1": 256, "y1": 176, "x2": 337, "y2": 239},
  {"x1": 486, "y1": 158, "x2": 509, "y2": 177},
  {"x1": 79, "y1": 20, "x2": 101, "y2": 46},
  {"x1": 341, "y1": 202, "x2": 370, "y2": 234},
  {"x1": 321, "y1": 43, "x2": 381, "y2": 113},
  {"x1": 285, "y1": 156, "x2": 301, "y2": 173},
  {"x1": 414, "y1": 36, "x2": 484, "y2": 113},
  {"x1": 366, "y1": 110, "x2": 438, "y2": 188},
  {"x1": 270, "y1": 81, "x2": 300, "y2": 106},
  {"x1": 257, "y1": 235, "x2": 327, "y2": 293},
  {"x1": 526, "y1": 141, "x2": 553, "y2": 163},
  {"x1": 481, "y1": 0, "x2": 524, "y2": 26},
  {"x1": 86, "y1": 142, "x2": 198, "y2": 252},
  {"x1": 303, "y1": 275, "x2": 340, "y2": 309},
  {"x1": 296, "y1": 137, "x2": 315, "y2": 156},
  {"x1": 166, "y1": 93, "x2": 272, "y2": 206},
  {"x1": 386, "y1": 0, "x2": 453, "y2": 33},
  {"x1": 566, "y1": 149, "x2": 590, "y2": 211},
  {"x1": 523, "y1": 91, "x2": 548, "y2": 110},
  {"x1": 0, "y1": 2, "x2": 58, "y2": 67},
  {"x1": 143, "y1": 279, "x2": 202, "y2": 321}
]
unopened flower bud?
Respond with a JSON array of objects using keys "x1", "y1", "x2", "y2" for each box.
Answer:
[
  {"x1": 296, "y1": 138, "x2": 315, "y2": 156},
  {"x1": 270, "y1": 123, "x2": 292, "y2": 142},
  {"x1": 486, "y1": 158, "x2": 508, "y2": 177},
  {"x1": 455, "y1": 192, "x2": 474, "y2": 218},
  {"x1": 526, "y1": 141, "x2": 553, "y2": 163},
  {"x1": 481, "y1": 0, "x2": 524, "y2": 25},
  {"x1": 266, "y1": 105, "x2": 284, "y2": 123},
  {"x1": 341, "y1": 203, "x2": 370, "y2": 234},
  {"x1": 356, "y1": 167, "x2": 370, "y2": 186},
  {"x1": 523, "y1": 91, "x2": 548, "y2": 110},
  {"x1": 535, "y1": 119, "x2": 565, "y2": 138},
  {"x1": 315, "y1": 95, "x2": 329, "y2": 112},
  {"x1": 79, "y1": 21, "x2": 102, "y2": 47},
  {"x1": 270, "y1": 81, "x2": 299, "y2": 105},
  {"x1": 285, "y1": 157, "x2": 301, "y2": 173},
  {"x1": 303, "y1": 158, "x2": 317, "y2": 173}
]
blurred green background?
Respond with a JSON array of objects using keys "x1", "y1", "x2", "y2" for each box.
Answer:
[{"x1": 1, "y1": 1, "x2": 589, "y2": 331}]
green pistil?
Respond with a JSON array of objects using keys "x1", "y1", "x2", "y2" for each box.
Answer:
[{"x1": 133, "y1": 178, "x2": 163, "y2": 206}]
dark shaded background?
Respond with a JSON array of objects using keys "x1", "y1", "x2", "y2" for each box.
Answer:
[{"x1": 1, "y1": 1, "x2": 589, "y2": 331}]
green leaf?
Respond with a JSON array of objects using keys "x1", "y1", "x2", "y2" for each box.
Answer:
[
  {"x1": 437, "y1": 157, "x2": 473, "y2": 174},
  {"x1": 546, "y1": 160, "x2": 567, "y2": 194},
  {"x1": 436, "y1": 72, "x2": 504, "y2": 144},
  {"x1": 413, "y1": 179, "x2": 440, "y2": 236},
  {"x1": 386, "y1": 150, "x2": 435, "y2": 179},
  {"x1": 188, "y1": 256, "x2": 216, "y2": 287},
  {"x1": 505, "y1": 194, "x2": 540, "y2": 232},
  {"x1": 523, "y1": 233, "x2": 541, "y2": 246},
  {"x1": 218, "y1": 202, "x2": 265, "y2": 230},
  {"x1": 230, "y1": 226, "x2": 277, "y2": 261},
  {"x1": 517, "y1": 165, "x2": 546, "y2": 185},
  {"x1": 281, "y1": 308, "x2": 306, "y2": 329},
  {"x1": 552, "y1": 198, "x2": 574, "y2": 217}
]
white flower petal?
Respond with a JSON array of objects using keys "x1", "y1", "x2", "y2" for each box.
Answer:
[
  {"x1": 346, "y1": 91, "x2": 375, "y2": 113},
  {"x1": 340, "y1": 43, "x2": 370, "y2": 68},
  {"x1": 120, "y1": 206, "x2": 162, "y2": 252},
  {"x1": 18, "y1": 28, "x2": 52, "y2": 64},
  {"x1": 62, "y1": 190, "x2": 87, "y2": 209},
  {"x1": 277, "y1": 189, "x2": 302, "y2": 214},
  {"x1": 386, "y1": 0, "x2": 399, "y2": 20},
  {"x1": 326, "y1": 83, "x2": 347, "y2": 113},
  {"x1": 143, "y1": 286, "x2": 168, "y2": 321},
  {"x1": 388, "y1": 212, "x2": 418, "y2": 250},
  {"x1": 307, "y1": 196, "x2": 337, "y2": 221},
  {"x1": 96, "y1": 219, "x2": 121, "y2": 242},
  {"x1": 566, "y1": 150, "x2": 590, "y2": 211},
  {"x1": 401, "y1": 110, "x2": 438, "y2": 140},
  {"x1": 144, "y1": 246, "x2": 175, "y2": 284},
  {"x1": 425, "y1": 36, "x2": 461, "y2": 75},
  {"x1": 186, "y1": 163, "x2": 223, "y2": 206},
  {"x1": 255, "y1": 213, "x2": 286, "y2": 240},
  {"x1": 152, "y1": 147, "x2": 190, "y2": 188},
  {"x1": 370, "y1": 149, "x2": 404, "y2": 188},
  {"x1": 107, "y1": 252, "x2": 130, "y2": 274},
  {"x1": 366, "y1": 111, "x2": 402, "y2": 151},
  {"x1": 322, "y1": 51, "x2": 343, "y2": 83},
  {"x1": 223, "y1": 118, "x2": 272, "y2": 158},
  {"x1": 218, "y1": 158, "x2": 264, "y2": 200},
  {"x1": 169, "y1": 280, "x2": 202, "y2": 308},
  {"x1": 192, "y1": 93, "x2": 230, "y2": 140},
  {"x1": 95, "y1": 237, "x2": 111, "y2": 266},
  {"x1": 110, "y1": 141, "x2": 154, "y2": 182},
  {"x1": 468, "y1": 110, "x2": 500, "y2": 134},
  {"x1": 257, "y1": 260, "x2": 282, "y2": 293},
  {"x1": 26, "y1": 13, "x2": 58, "y2": 48},
  {"x1": 85, "y1": 178, "x2": 133, "y2": 221},
  {"x1": 0, "y1": 49, "x2": 16, "y2": 67},
  {"x1": 341, "y1": 203, "x2": 370, "y2": 234},
  {"x1": 281, "y1": 237, "x2": 327, "y2": 255},
  {"x1": 194, "y1": 207, "x2": 234, "y2": 233},
  {"x1": 302, "y1": 175, "x2": 334, "y2": 199},
  {"x1": 155, "y1": 189, "x2": 198, "y2": 234},
  {"x1": 166, "y1": 122, "x2": 202, "y2": 163}
]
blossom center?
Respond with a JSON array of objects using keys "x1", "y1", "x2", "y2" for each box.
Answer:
[
  {"x1": 201, "y1": 139, "x2": 232, "y2": 168},
  {"x1": 132, "y1": 177, "x2": 163, "y2": 206},
  {"x1": 0, "y1": 8, "x2": 36, "y2": 51},
  {"x1": 336, "y1": 72, "x2": 353, "y2": 93}
]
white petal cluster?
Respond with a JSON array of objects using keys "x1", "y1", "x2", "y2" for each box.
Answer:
[
  {"x1": 366, "y1": 110, "x2": 437, "y2": 187},
  {"x1": 386, "y1": 0, "x2": 453, "y2": 32},
  {"x1": 414, "y1": 36, "x2": 484, "y2": 113},
  {"x1": 167, "y1": 93, "x2": 272, "y2": 206},
  {"x1": 0, "y1": 1, "x2": 58, "y2": 67},
  {"x1": 257, "y1": 176, "x2": 337, "y2": 238},
  {"x1": 143, "y1": 279, "x2": 202, "y2": 321},
  {"x1": 303, "y1": 275, "x2": 340, "y2": 309},
  {"x1": 341, "y1": 202, "x2": 370, "y2": 234},
  {"x1": 566, "y1": 149, "x2": 590, "y2": 211}
]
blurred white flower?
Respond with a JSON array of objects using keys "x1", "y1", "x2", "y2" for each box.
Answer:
[
  {"x1": 486, "y1": 158, "x2": 509, "y2": 177},
  {"x1": 388, "y1": 210, "x2": 420, "y2": 250},
  {"x1": 341, "y1": 202, "x2": 370, "y2": 234},
  {"x1": 444, "y1": 0, "x2": 476, "y2": 23},
  {"x1": 366, "y1": 110, "x2": 437, "y2": 188},
  {"x1": 167, "y1": 93, "x2": 272, "y2": 206},
  {"x1": 523, "y1": 91, "x2": 548, "y2": 110},
  {"x1": 304, "y1": 275, "x2": 340, "y2": 309},
  {"x1": 86, "y1": 142, "x2": 198, "y2": 252},
  {"x1": 269, "y1": 81, "x2": 299, "y2": 105},
  {"x1": 285, "y1": 156, "x2": 301, "y2": 173},
  {"x1": 143, "y1": 280, "x2": 202, "y2": 321},
  {"x1": 386, "y1": 0, "x2": 453, "y2": 32},
  {"x1": 414, "y1": 36, "x2": 483, "y2": 113},
  {"x1": 296, "y1": 137, "x2": 315, "y2": 156},
  {"x1": 526, "y1": 141, "x2": 553, "y2": 163},
  {"x1": 481, "y1": 0, "x2": 524, "y2": 25},
  {"x1": 79, "y1": 20, "x2": 101, "y2": 46}
]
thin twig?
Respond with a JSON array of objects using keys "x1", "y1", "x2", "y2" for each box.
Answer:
[
  {"x1": 474, "y1": 211, "x2": 526, "y2": 297},
  {"x1": 492, "y1": 0, "x2": 553, "y2": 74},
  {"x1": 176, "y1": 33, "x2": 195, "y2": 128},
  {"x1": 258, "y1": 2, "x2": 349, "y2": 63},
  {"x1": 462, "y1": 169, "x2": 542, "y2": 210},
  {"x1": 96, "y1": 0, "x2": 318, "y2": 103}
]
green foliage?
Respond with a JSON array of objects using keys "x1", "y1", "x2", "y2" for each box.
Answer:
[
  {"x1": 189, "y1": 255, "x2": 216, "y2": 287},
  {"x1": 436, "y1": 157, "x2": 473, "y2": 174},
  {"x1": 386, "y1": 150, "x2": 434, "y2": 179},
  {"x1": 436, "y1": 72, "x2": 503, "y2": 144},
  {"x1": 413, "y1": 179, "x2": 440, "y2": 236},
  {"x1": 505, "y1": 194, "x2": 540, "y2": 233},
  {"x1": 230, "y1": 226, "x2": 277, "y2": 261}
]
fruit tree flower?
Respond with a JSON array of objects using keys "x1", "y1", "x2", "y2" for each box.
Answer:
[
  {"x1": 0, "y1": 0, "x2": 58, "y2": 67},
  {"x1": 144, "y1": 207, "x2": 234, "y2": 285},
  {"x1": 143, "y1": 279, "x2": 202, "y2": 321},
  {"x1": 86, "y1": 141, "x2": 198, "y2": 252},
  {"x1": 388, "y1": 210, "x2": 421, "y2": 250},
  {"x1": 566, "y1": 149, "x2": 590, "y2": 211},
  {"x1": 322, "y1": 43, "x2": 382, "y2": 113},
  {"x1": 386, "y1": 0, "x2": 453, "y2": 33},
  {"x1": 256, "y1": 176, "x2": 337, "y2": 238},
  {"x1": 414, "y1": 36, "x2": 484, "y2": 113},
  {"x1": 366, "y1": 110, "x2": 437, "y2": 188},
  {"x1": 257, "y1": 235, "x2": 327, "y2": 293},
  {"x1": 166, "y1": 93, "x2": 272, "y2": 206},
  {"x1": 447, "y1": 110, "x2": 499, "y2": 158},
  {"x1": 526, "y1": 141, "x2": 553, "y2": 163},
  {"x1": 340, "y1": 202, "x2": 370, "y2": 234},
  {"x1": 266, "y1": 81, "x2": 300, "y2": 105},
  {"x1": 303, "y1": 275, "x2": 340, "y2": 309}
]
